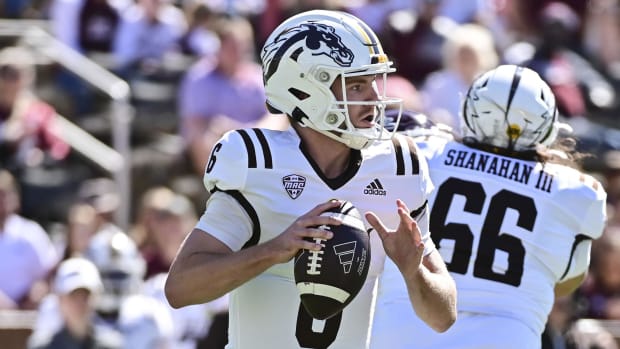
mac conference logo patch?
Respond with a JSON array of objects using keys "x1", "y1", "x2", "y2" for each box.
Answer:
[{"x1": 282, "y1": 174, "x2": 306, "y2": 199}]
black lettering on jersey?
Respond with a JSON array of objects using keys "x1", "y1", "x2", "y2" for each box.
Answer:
[
  {"x1": 217, "y1": 188, "x2": 261, "y2": 248},
  {"x1": 453, "y1": 150, "x2": 467, "y2": 167},
  {"x1": 559, "y1": 234, "x2": 591, "y2": 280},
  {"x1": 444, "y1": 149, "x2": 533, "y2": 186},
  {"x1": 235, "y1": 129, "x2": 273, "y2": 169},
  {"x1": 392, "y1": 136, "x2": 419, "y2": 175},
  {"x1": 535, "y1": 170, "x2": 554, "y2": 193},
  {"x1": 498, "y1": 158, "x2": 511, "y2": 178}
]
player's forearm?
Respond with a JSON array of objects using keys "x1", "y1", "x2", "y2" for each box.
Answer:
[
  {"x1": 405, "y1": 266, "x2": 457, "y2": 333},
  {"x1": 166, "y1": 243, "x2": 279, "y2": 308},
  {"x1": 554, "y1": 273, "x2": 586, "y2": 298}
]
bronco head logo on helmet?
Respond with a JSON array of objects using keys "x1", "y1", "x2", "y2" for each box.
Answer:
[{"x1": 263, "y1": 23, "x2": 354, "y2": 83}]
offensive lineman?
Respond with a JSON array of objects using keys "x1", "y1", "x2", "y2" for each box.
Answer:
[
  {"x1": 165, "y1": 9, "x2": 456, "y2": 349},
  {"x1": 371, "y1": 65, "x2": 608, "y2": 349}
]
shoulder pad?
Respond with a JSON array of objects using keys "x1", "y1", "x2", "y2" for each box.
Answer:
[
  {"x1": 391, "y1": 134, "x2": 420, "y2": 175},
  {"x1": 553, "y1": 167, "x2": 608, "y2": 239},
  {"x1": 203, "y1": 128, "x2": 273, "y2": 193}
]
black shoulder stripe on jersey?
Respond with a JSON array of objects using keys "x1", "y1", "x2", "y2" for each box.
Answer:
[
  {"x1": 252, "y1": 128, "x2": 273, "y2": 169},
  {"x1": 392, "y1": 137, "x2": 405, "y2": 175},
  {"x1": 402, "y1": 135, "x2": 420, "y2": 175},
  {"x1": 410, "y1": 200, "x2": 428, "y2": 221},
  {"x1": 218, "y1": 188, "x2": 261, "y2": 249},
  {"x1": 236, "y1": 130, "x2": 257, "y2": 168},
  {"x1": 559, "y1": 234, "x2": 591, "y2": 280}
]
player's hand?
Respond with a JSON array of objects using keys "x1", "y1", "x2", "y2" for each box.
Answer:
[
  {"x1": 267, "y1": 200, "x2": 342, "y2": 264},
  {"x1": 365, "y1": 199, "x2": 425, "y2": 275}
]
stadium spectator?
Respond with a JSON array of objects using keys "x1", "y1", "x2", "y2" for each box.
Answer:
[
  {"x1": 112, "y1": 0, "x2": 187, "y2": 80},
  {"x1": 521, "y1": 2, "x2": 616, "y2": 117},
  {"x1": 49, "y1": 0, "x2": 125, "y2": 56},
  {"x1": 129, "y1": 186, "x2": 230, "y2": 348},
  {"x1": 380, "y1": 0, "x2": 453, "y2": 86},
  {"x1": 421, "y1": 23, "x2": 498, "y2": 133},
  {"x1": 143, "y1": 272, "x2": 229, "y2": 349},
  {"x1": 178, "y1": 1, "x2": 220, "y2": 58},
  {"x1": 27, "y1": 257, "x2": 123, "y2": 349},
  {"x1": 178, "y1": 15, "x2": 283, "y2": 175},
  {"x1": 85, "y1": 226, "x2": 174, "y2": 348},
  {"x1": 583, "y1": 0, "x2": 620, "y2": 80},
  {"x1": 577, "y1": 225, "x2": 620, "y2": 320},
  {"x1": 344, "y1": 0, "x2": 409, "y2": 33},
  {"x1": 0, "y1": 169, "x2": 58, "y2": 310},
  {"x1": 60, "y1": 202, "x2": 100, "y2": 261},
  {"x1": 48, "y1": 0, "x2": 127, "y2": 116},
  {"x1": 0, "y1": 46, "x2": 70, "y2": 172},
  {"x1": 542, "y1": 294, "x2": 619, "y2": 349},
  {"x1": 130, "y1": 186, "x2": 197, "y2": 279},
  {"x1": 411, "y1": 0, "x2": 484, "y2": 25}
]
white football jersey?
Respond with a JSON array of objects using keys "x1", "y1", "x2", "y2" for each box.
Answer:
[
  {"x1": 196, "y1": 127, "x2": 434, "y2": 349},
  {"x1": 372, "y1": 138, "x2": 607, "y2": 349}
]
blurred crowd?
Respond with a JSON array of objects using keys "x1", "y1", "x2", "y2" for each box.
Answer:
[{"x1": 2, "y1": 0, "x2": 620, "y2": 348}]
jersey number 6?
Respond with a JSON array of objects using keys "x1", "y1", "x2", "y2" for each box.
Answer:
[{"x1": 430, "y1": 177, "x2": 537, "y2": 287}]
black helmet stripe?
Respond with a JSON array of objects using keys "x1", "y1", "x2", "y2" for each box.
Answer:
[{"x1": 505, "y1": 65, "x2": 523, "y2": 120}]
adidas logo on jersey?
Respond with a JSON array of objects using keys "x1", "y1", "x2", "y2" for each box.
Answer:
[{"x1": 364, "y1": 179, "x2": 386, "y2": 196}]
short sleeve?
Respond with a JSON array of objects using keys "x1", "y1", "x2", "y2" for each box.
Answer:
[
  {"x1": 559, "y1": 239, "x2": 592, "y2": 282},
  {"x1": 195, "y1": 191, "x2": 253, "y2": 251},
  {"x1": 203, "y1": 130, "x2": 250, "y2": 193},
  {"x1": 582, "y1": 180, "x2": 607, "y2": 240}
]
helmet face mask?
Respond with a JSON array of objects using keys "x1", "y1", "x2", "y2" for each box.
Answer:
[
  {"x1": 461, "y1": 65, "x2": 560, "y2": 152},
  {"x1": 261, "y1": 10, "x2": 403, "y2": 149}
]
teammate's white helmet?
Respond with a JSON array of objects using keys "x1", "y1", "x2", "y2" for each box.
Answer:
[
  {"x1": 261, "y1": 10, "x2": 403, "y2": 149},
  {"x1": 85, "y1": 225, "x2": 146, "y2": 314},
  {"x1": 461, "y1": 65, "x2": 560, "y2": 151}
]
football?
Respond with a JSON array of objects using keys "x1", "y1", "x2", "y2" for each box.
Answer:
[{"x1": 294, "y1": 200, "x2": 371, "y2": 320}]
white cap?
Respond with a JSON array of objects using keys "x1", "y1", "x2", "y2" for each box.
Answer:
[{"x1": 54, "y1": 257, "x2": 103, "y2": 295}]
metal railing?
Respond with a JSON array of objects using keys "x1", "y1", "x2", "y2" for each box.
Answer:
[{"x1": 0, "y1": 20, "x2": 133, "y2": 229}]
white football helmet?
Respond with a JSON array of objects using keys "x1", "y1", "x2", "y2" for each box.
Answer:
[
  {"x1": 461, "y1": 65, "x2": 561, "y2": 151},
  {"x1": 85, "y1": 225, "x2": 146, "y2": 315},
  {"x1": 261, "y1": 10, "x2": 403, "y2": 149}
]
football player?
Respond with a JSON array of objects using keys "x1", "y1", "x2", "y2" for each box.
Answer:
[
  {"x1": 371, "y1": 65, "x2": 608, "y2": 349},
  {"x1": 165, "y1": 9, "x2": 457, "y2": 349}
]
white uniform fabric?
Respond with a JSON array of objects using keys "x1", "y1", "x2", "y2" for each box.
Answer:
[
  {"x1": 195, "y1": 127, "x2": 435, "y2": 349},
  {"x1": 371, "y1": 138, "x2": 607, "y2": 349}
]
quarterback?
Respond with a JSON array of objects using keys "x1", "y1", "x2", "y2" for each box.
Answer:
[{"x1": 165, "y1": 10, "x2": 456, "y2": 349}]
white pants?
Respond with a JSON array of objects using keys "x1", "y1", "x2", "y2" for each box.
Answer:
[{"x1": 370, "y1": 309, "x2": 540, "y2": 349}]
